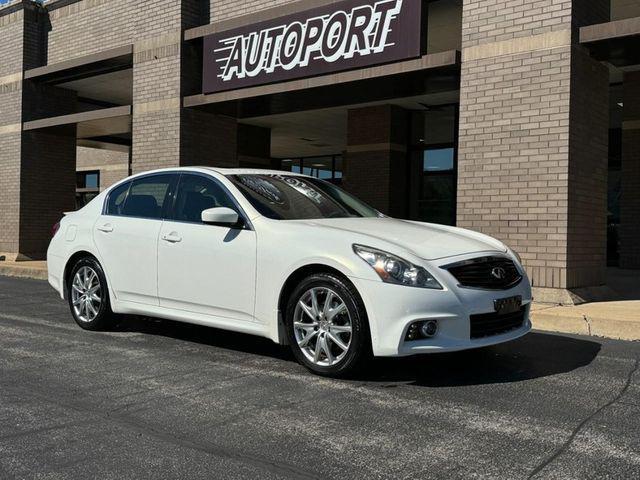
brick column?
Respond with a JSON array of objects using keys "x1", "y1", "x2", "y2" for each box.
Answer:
[
  {"x1": 344, "y1": 105, "x2": 409, "y2": 217},
  {"x1": 620, "y1": 71, "x2": 640, "y2": 269},
  {"x1": 131, "y1": 31, "x2": 240, "y2": 174},
  {"x1": 458, "y1": 0, "x2": 610, "y2": 303},
  {"x1": 1, "y1": 1, "x2": 77, "y2": 260}
]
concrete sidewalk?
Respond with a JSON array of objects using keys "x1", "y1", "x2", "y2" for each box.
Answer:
[{"x1": 1, "y1": 260, "x2": 638, "y2": 341}]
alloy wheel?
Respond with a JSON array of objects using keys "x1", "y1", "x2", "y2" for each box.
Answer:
[
  {"x1": 293, "y1": 287, "x2": 352, "y2": 367},
  {"x1": 71, "y1": 266, "x2": 102, "y2": 323}
]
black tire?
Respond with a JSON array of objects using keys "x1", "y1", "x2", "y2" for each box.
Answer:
[
  {"x1": 67, "y1": 256, "x2": 117, "y2": 331},
  {"x1": 285, "y1": 273, "x2": 372, "y2": 377}
]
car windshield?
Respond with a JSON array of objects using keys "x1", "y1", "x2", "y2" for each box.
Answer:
[{"x1": 228, "y1": 174, "x2": 381, "y2": 220}]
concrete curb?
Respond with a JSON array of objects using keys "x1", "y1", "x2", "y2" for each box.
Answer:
[
  {"x1": 531, "y1": 305, "x2": 640, "y2": 342},
  {"x1": 0, "y1": 265, "x2": 48, "y2": 281}
]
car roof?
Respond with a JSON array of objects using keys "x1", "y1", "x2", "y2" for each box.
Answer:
[
  {"x1": 200, "y1": 167, "x2": 306, "y2": 177},
  {"x1": 124, "y1": 166, "x2": 307, "y2": 178}
]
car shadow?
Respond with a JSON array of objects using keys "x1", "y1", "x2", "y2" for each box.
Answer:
[
  {"x1": 114, "y1": 317, "x2": 601, "y2": 387},
  {"x1": 359, "y1": 332, "x2": 602, "y2": 387}
]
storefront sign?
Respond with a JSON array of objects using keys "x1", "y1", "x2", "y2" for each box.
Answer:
[{"x1": 203, "y1": 0, "x2": 422, "y2": 94}]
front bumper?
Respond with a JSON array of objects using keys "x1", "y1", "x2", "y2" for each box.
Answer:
[{"x1": 350, "y1": 263, "x2": 532, "y2": 357}]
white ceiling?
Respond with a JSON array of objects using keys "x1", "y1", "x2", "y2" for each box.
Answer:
[{"x1": 243, "y1": 90, "x2": 459, "y2": 158}]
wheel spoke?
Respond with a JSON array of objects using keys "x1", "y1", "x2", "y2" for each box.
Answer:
[
  {"x1": 327, "y1": 302, "x2": 347, "y2": 322},
  {"x1": 298, "y1": 300, "x2": 315, "y2": 321},
  {"x1": 310, "y1": 289, "x2": 320, "y2": 318},
  {"x1": 294, "y1": 321, "x2": 317, "y2": 331},
  {"x1": 73, "y1": 296, "x2": 83, "y2": 306},
  {"x1": 298, "y1": 330, "x2": 318, "y2": 348},
  {"x1": 329, "y1": 324, "x2": 351, "y2": 333},
  {"x1": 327, "y1": 332, "x2": 348, "y2": 352},
  {"x1": 322, "y1": 291, "x2": 334, "y2": 317},
  {"x1": 90, "y1": 293, "x2": 101, "y2": 304},
  {"x1": 313, "y1": 338, "x2": 322, "y2": 363},
  {"x1": 321, "y1": 335, "x2": 333, "y2": 364},
  {"x1": 86, "y1": 300, "x2": 98, "y2": 318},
  {"x1": 72, "y1": 284, "x2": 84, "y2": 295}
]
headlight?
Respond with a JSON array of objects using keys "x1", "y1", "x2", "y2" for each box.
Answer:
[{"x1": 353, "y1": 245, "x2": 443, "y2": 290}]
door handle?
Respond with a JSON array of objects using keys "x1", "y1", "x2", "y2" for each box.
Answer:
[
  {"x1": 97, "y1": 224, "x2": 113, "y2": 233},
  {"x1": 161, "y1": 232, "x2": 182, "y2": 243}
]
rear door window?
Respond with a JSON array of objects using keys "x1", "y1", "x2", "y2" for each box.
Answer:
[{"x1": 121, "y1": 174, "x2": 176, "y2": 220}]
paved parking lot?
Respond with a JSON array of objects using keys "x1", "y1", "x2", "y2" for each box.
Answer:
[{"x1": 0, "y1": 275, "x2": 639, "y2": 479}]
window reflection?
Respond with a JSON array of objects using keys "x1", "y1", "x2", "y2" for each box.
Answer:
[{"x1": 278, "y1": 155, "x2": 343, "y2": 183}]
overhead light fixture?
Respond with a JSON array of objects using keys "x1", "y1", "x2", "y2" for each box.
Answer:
[{"x1": 618, "y1": 102, "x2": 624, "y2": 107}]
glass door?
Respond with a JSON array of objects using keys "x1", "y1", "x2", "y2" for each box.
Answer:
[{"x1": 408, "y1": 104, "x2": 458, "y2": 225}]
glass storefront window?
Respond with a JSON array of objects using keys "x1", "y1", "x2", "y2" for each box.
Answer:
[
  {"x1": 278, "y1": 155, "x2": 343, "y2": 183},
  {"x1": 76, "y1": 171, "x2": 101, "y2": 209},
  {"x1": 423, "y1": 148, "x2": 454, "y2": 172}
]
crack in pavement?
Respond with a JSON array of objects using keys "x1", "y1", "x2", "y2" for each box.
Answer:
[{"x1": 527, "y1": 355, "x2": 640, "y2": 479}]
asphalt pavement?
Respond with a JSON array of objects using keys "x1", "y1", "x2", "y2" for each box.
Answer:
[{"x1": 0, "y1": 275, "x2": 639, "y2": 479}]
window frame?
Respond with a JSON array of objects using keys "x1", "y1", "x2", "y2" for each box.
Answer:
[{"x1": 101, "y1": 172, "x2": 179, "y2": 221}]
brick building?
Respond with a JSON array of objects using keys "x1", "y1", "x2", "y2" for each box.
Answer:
[{"x1": 0, "y1": 0, "x2": 639, "y2": 303}]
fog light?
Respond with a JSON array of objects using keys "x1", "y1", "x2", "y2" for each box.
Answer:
[
  {"x1": 405, "y1": 320, "x2": 439, "y2": 341},
  {"x1": 420, "y1": 320, "x2": 438, "y2": 338}
]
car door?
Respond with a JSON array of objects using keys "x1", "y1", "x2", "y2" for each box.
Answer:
[
  {"x1": 93, "y1": 173, "x2": 177, "y2": 305},
  {"x1": 157, "y1": 173, "x2": 257, "y2": 322}
]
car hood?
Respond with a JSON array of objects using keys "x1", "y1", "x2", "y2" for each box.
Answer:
[{"x1": 294, "y1": 217, "x2": 507, "y2": 261}]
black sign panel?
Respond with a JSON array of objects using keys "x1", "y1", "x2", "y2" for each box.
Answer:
[{"x1": 203, "y1": 0, "x2": 423, "y2": 94}]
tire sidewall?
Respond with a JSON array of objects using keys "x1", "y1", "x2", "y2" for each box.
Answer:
[
  {"x1": 68, "y1": 257, "x2": 112, "y2": 331},
  {"x1": 285, "y1": 273, "x2": 370, "y2": 377}
]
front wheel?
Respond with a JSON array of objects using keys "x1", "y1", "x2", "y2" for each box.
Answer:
[{"x1": 286, "y1": 273, "x2": 371, "y2": 377}]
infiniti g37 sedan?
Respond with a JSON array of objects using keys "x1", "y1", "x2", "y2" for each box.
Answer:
[{"x1": 48, "y1": 167, "x2": 532, "y2": 377}]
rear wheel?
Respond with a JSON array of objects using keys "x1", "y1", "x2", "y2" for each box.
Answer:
[
  {"x1": 67, "y1": 257, "x2": 116, "y2": 331},
  {"x1": 286, "y1": 273, "x2": 371, "y2": 377}
]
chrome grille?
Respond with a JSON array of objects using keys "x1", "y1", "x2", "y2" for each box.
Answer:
[{"x1": 444, "y1": 256, "x2": 522, "y2": 290}]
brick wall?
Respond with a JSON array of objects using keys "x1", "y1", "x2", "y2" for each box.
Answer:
[
  {"x1": 0, "y1": 4, "x2": 26, "y2": 256},
  {"x1": 46, "y1": 0, "x2": 185, "y2": 63},
  {"x1": 77, "y1": 145, "x2": 130, "y2": 190},
  {"x1": 211, "y1": 0, "x2": 298, "y2": 22},
  {"x1": 458, "y1": 0, "x2": 610, "y2": 294}
]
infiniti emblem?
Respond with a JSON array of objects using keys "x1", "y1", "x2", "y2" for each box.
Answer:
[{"x1": 491, "y1": 267, "x2": 507, "y2": 280}]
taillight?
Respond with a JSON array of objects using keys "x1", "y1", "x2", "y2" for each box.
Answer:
[{"x1": 52, "y1": 221, "x2": 61, "y2": 238}]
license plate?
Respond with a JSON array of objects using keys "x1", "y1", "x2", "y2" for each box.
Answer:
[{"x1": 494, "y1": 295, "x2": 522, "y2": 315}]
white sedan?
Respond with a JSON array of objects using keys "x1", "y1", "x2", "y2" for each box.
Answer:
[{"x1": 48, "y1": 167, "x2": 532, "y2": 377}]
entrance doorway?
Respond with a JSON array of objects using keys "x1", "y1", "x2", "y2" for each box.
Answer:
[{"x1": 408, "y1": 104, "x2": 459, "y2": 225}]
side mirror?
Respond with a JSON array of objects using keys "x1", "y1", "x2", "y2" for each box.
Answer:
[{"x1": 201, "y1": 207, "x2": 240, "y2": 227}]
